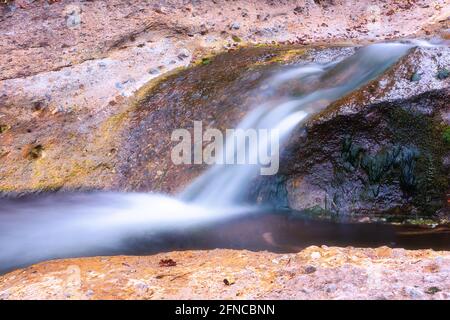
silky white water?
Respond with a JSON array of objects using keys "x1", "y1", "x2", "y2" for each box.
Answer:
[
  {"x1": 182, "y1": 43, "x2": 413, "y2": 204},
  {"x1": 0, "y1": 42, "x2": 417, "y2": 272}
]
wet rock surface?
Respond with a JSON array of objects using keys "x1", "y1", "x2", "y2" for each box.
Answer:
[
  {"x1": 0, "y1": 246, "x2": 448, "y2": 300},
  {"x1": 116, "y1": 46, "x2": 343, "y2": 193},
  {"x1": 280, "y1": 90, "x2": 450, "y2": 218},
  {"x1": 1, "y1": 42, "x2": 448, "y2": 220},
  {"x1": 116, "y1": 45, "x2": 450, "y2": 220},
  {"x1": 275, "y1": 47, "x2": 450, "y2": 218}
]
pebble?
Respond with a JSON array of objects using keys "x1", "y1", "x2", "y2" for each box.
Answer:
[
  {"x1": 85, "y1": 289, "x2": 94, "y2": 298},
  {"x1": 304, "y1": 266, "x2": 317, "y2": 274},
  {"x1": 178, "y1": 49, "x2": 190, "y2": 60},
  {"x1": 310, "y1": 252, "x2": 321, "y2": 259},
  {"x1": 51, "y1": 106, "x2": 65, "y2": 115},
  {"x1": 135, "y1": 282, "x2": 149, "y2": 290},
  {"x1": 423, "y1": 275, "x2": 439, "y2": 283},
  {"x1": 229, "y1": 22, "x2": 240, "y2": 30},
  {"x1": 0, "y1": 292, "x2": 9, "y2": 300},
  {"x1": 324, "y1": 283, "x2": 337, "y2": 293},
  {"x1": 405, "y1": 286, "x2": 424, "y2": 299},
  {"x1": 65, "y1": 5, "x2": 82, "y2": 28}
]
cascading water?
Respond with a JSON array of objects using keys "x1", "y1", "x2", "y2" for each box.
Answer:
[
  {"x1": 0, "y1": 42, "x2": 418, "y2": 272},
  {"x1": 182, "y1": 43, "x2": 413, "y2": 205}
]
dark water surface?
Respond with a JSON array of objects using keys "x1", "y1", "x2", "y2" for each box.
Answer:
[
  {"x1": 0, "y1": 193, "x2": 448, "y2": 274},
  {"x1": 128, "y1": 211, "x2": 450, "y2": 254}
]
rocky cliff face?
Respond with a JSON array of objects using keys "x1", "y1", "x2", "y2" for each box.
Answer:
[
  {"x1": 263, "y1": 47, "x2": 450, "y2": 218},
  {"x1": 0, "y1": 0, "x2": 449, "y2": 196},
  {"x1": 1, "y1": 44, "x2": 449, "y2": 219},
  {"x1": 113, "y1": 45, "x2": 449, "y2": 219}
]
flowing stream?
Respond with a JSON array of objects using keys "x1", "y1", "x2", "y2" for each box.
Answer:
[
  {"x1": 0, "y1": 42, "x2": 447, "y2": 274},
  {"x1": 182, "y1": 43, "x2": 413, "y2": 204}
]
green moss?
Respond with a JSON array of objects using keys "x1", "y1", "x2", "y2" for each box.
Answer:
[
  {"x1": 436, "y1": 68, "x2": 449, "y2": 80},
  {"x1": 0, "y1": 124, "x2": 10, "y2": 134},
  {"x1": 231, "y1": 35, "x2": 241, "y2": 43},
  {"x1": 410, "y1": 71, "x2": 421, "y2": 82},
  {"x1": 290, "y1": 205, "x2": 336, "y2": 221},
  {"x1": 405, "y1": 218, "x2": 438, "y2": 226},
  {"x1": 201, "y1": 57, "x2": 211, "y2": 65},
  {"x1": 337, "y1": 102, "x2": 449, "y2": 217},
  {"x1": 28, "y1": 144, "x2": 44, "y2": 160},
  {"x1": 443, "y1": 126, "x2": 450, "y2": 144},
  {"x1": 426, "y1": 287, "x2": 442, "y2": 295},
  {"x1": 133, "y1": 66, "x2": 187, "y2": 106},
  {"x1": 387, "y1": 106, "x2": 449, "y2": 215},
  {"x1": 341, "y1": 137, "x2": 418, "y2": 189}
]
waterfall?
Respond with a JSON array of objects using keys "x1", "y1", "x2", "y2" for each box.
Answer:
[
  {"x1": 182, "y1": 43, "x2": 413, "y2": 205},
  {"x1": 0, "y1": 42, "x2": 415, "y2": 273}
]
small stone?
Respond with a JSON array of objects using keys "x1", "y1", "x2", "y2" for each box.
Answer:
[
  {"x1": 410, "y1": 72, "x2": 422, "y2": 82},
  {"x1": 405, "y1": 286, "x2": 424, "y2": 299},
  {"x1": 148, "y1": 68, "x2": 159, "y2": 75},
  {"x1": 304, "y1": 266, "x2": 317, "y2": 274},
  {"x1": 154, "y1": 6, "x2": 167, "y2": 14},
  {"x1": 64, "y1": 5, "x2": 82, "y2": 28},
  {"x1": 324, "y1": 283, "x2": 337, "y2": 293},
  {"x1": 223, "y1": 277, "x2": 235, "y2": 286},
  {"x1": 310, "y1": 252, "x2": 321, "y2": 259},
  {"x1": 51, "y1": 106, "x2": 65, "y2": 114},
  {"x1": 85, "y1": 289, "x2": 94, "y2": 298},
  {"x1": 293, "y1": 6, "x2": 304, "y2": 15},
  {"x1": 375, "y1": 246, "x2": 392, "y2": 258},
  {"x1": 423, "y1": 275, "x2": 439, "y2": 283},
  {"x1": 135, "y1": 282, "x2": 149, "y2": 290},
  {"x1": 177, "y1": 49, "x2": 190, "y2": 60},
  {"x1": 436, "y1": 68, "x2": 449, "y2": 80},
  {"x1": 0, "y1": 292, "x2": 9, "y2": 300},
  {"x1": 229, "y1": 22, "x2": 240, "y2": 30},
  {"x1": 98, "y1": 62, "x2": 107, "y2": 68}
]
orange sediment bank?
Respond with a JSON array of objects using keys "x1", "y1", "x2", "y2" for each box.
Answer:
[{"x1": 0, "y1": 246, "x2": 448, "y2": 300}]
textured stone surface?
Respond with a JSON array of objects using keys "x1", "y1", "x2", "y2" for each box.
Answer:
[
  {"x1": 0, "y1": 0, "x2": 449, "y2": 195},
  {"x1": 0, "y1": 246, "x2": 449, "y2": 300}
]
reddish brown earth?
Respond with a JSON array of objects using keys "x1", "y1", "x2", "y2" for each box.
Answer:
[{"x1": 0, "y1": 246, "x2": 449, "y2": 300}]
